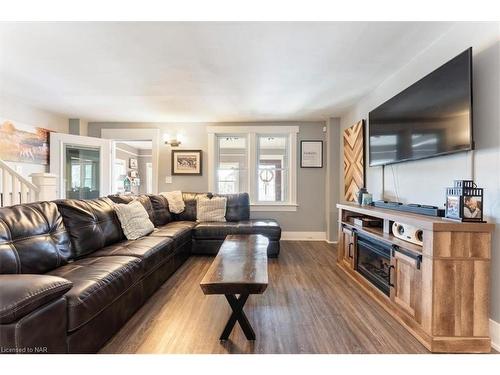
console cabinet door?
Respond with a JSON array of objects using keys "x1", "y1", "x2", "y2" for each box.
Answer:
[
  {"x1": 341, "y1": 227, "x2": 355, "y2": 269},
  {"x1": 390, "y1": 249, "x2": 422, "y2": 323}
]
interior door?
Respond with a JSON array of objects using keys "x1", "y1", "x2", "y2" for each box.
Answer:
[{"x1": 50, "y1": 133, "x2": 113, "y2": 199}]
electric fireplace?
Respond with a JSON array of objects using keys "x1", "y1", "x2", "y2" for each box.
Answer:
[{"x1": 355, "y1": 233, "x2": 393, "y2": 296}]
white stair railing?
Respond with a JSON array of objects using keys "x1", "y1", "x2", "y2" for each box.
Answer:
[{"x1": 0, "y1": 159, "x2": 40, "y2": 207}]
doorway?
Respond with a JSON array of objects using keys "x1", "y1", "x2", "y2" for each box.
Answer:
[
  {"x1": 113, "y1": 140, "x2": 154, "y2": 195},
  {"x1": 50, "y1": 133, "x2": 112, "y2": 199},
  {"x1": 101, "y1": 129, "x2": 160, "y2": 194}
]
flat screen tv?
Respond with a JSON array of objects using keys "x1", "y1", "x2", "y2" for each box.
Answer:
[{"x1": 369, "y1": 48, "x2": 473, "y2": 166}]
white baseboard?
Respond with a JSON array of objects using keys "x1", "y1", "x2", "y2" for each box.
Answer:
[
  {"x1": 326, "y1": 240, "x2": 338, "y2": 244},
  {"x1": 490, "y1": 318, "x2": 500, "y2": 351},
  {"x1": 281, "y1": 231, "x2": 326, "y2": 241}
]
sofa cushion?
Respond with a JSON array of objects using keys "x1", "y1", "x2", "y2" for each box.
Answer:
[
  {"x1": 147, "y1": 194, "x2": 173, "y2": 227},
  {"x1": 159, "y1": 191, "x2": 185, "y2": 214},
  {"x1": 54, "y1": 198, "x2": 124, "y2": 259},
  {"x1": 236, "y1": 220, "x2": 281, "y2": 241},
  {"x1": 89, "y1": 236, "x2": 175, "y2": 271},
  {"x1": 0, "y1": 274, "x2": 73, "y2": 324},
  {"x1": 0, "y1": 202, "x2": 71, "y2": 274},
  {"x1": 174, "y1": 192, "x2": 207, "y2": 221},
  {"x1": 150, "y1": 221, "x2": 196, "y2": 246},
  {"x1": 47, "y1": 256, "x2": 142, "y2": 332},
  {"x1": 192, "y1": 222, "x2": 239, "y2": 239},
  {"x1": 108, "y1": 194, "x2": 155, "y2": 224},
  {"x1": 214, "y1": 193, "x2": 250, "y2": 222},
  {"x1": 196, "y1": 195, "x2": 227, "y2": 222},
  {"x1": 193, "y1": 219, "x2": 281, "y2": 241},
  {"x1": 114, "y1": 201, "x2": 155, "y2": 240}
]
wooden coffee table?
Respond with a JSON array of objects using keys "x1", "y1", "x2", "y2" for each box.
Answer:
[{"x1": 200, "y1": 234, "x2": 269, "y2": 340}]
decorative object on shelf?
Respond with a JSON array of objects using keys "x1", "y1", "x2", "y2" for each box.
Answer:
[
  {"x1": 171, "y1": 149, "x2": 202, "y2": 175},
  {"x1": 343, "y1": 119, "x2": 365, "y2": 202},
  {"x1": 445, "y1": 180, "x2": 484, "y2": 222},
  {"x1": 361, "y1": 192, "x2": 373, "y2": 206},
  {"x1": 355, "y1": 187, "x2": 368, "y2": 205},
  {"x1": 123, "y1": 176, "x2": 132, "y2": 193},
  {"x1": 300, "y1": 140, "x2": 323, "y2": 168},
  {"x1": 129, "y1": 158, "x2": 138, "y2": 169},
  {"x1": 352, "y1": 217, "x2": 382, "y2": 228},
  {"x1": 0, "y1": 118, "x2": 52, "y2": 165}
]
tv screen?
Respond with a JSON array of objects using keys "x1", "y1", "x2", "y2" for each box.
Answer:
[{"x1": 369, "y1": 48, "x2": 473, "y2": 166}]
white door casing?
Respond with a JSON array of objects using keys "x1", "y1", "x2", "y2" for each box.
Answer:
[{"x1": 49, "y1": 133, "x2": 113, "y2": 199}]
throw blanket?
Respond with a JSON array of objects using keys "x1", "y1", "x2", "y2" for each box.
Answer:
[{"x1": 160, "y1": 190, "x2": 185, "y2": 214}]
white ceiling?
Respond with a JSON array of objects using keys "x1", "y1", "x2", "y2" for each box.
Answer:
[{"x1": 0, "y1": 22, "x2": 455, "y2": 122}]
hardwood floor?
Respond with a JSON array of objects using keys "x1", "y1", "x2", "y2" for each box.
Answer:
[{"x1": 100, "y1": 241, "x2": 429, "y2": 354}]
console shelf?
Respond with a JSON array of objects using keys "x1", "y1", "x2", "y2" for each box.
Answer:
[
  {"x1": 337, "y1": 203, "x2": 494, "y2": 353},
  {"x1": 341, "y1": 220, "x2": 423, "y2": 254}
]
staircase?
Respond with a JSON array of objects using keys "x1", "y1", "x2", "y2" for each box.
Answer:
[{"x1": 0, "y1": 159, "x2": 40, "y2": 207}]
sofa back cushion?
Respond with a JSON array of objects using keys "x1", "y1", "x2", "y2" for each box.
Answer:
[
  {"x1": 147, "y1": 194, "x2": 173, "y2": 227},
  {"x1": 55, "y1": 197, "x2": 124, "y2": 259},
  {"x1": 108, "y1": 194, "x2": 155, "y2": 223},
  {"x1": 174, "y1": 192, "x2": 207, "y2": 221},
  {"x1": 171, "y1": 192, "x2": 250, "y2": 222},
  {"x1": 0, "y1": 202, "x2": 71, "y2": 274},
  {"x1": 214, "y1": 193, "x2": 250, "y2": 222}
]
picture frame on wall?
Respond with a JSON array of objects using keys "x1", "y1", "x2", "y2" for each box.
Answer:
[
  {"x1": 300, "y1": 140, "x2": 323, "y2": 168},
  {"x1": 171, "y1": 149, "x2": 203, "y2": 175},
  {"x1": 129, "y1": 158, "x2": 138, "y2": 169}
]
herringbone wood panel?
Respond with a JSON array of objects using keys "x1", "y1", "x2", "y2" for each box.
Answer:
[{"x1": 343, "y1": 120, "x2": 365, "y2": 202}]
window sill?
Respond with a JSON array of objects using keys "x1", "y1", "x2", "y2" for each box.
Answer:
[{"x1": 250, "y1": 203, "x2": 298, "y2": 212}]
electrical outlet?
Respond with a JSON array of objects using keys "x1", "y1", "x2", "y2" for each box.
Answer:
[{"x1": 165, "y1": 176, "x2": 172, "y2": 184}]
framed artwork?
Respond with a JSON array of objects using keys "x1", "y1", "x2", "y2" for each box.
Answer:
[
  {"x1": 171, "y1": 149, "x2": 202, "y2": 175},
  {"x1": 0, "y1": 119, "x2": 52, "y2": 165},
  {"x1": 300, "y1": 140, "x2": 323, "y2": 168},
  {"x1": 343, "y1": 119, "x2": 365, "y2": 202},
  {"x1": 129, "y1": 158, "x2": 138, "y2": 169}
]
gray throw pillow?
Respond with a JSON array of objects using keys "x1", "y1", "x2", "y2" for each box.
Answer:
[{"x1": 114, "y1": 200, "x2": 155, "y2": 240}]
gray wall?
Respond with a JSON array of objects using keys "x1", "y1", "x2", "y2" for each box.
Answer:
[
  {"x1": 326, "y1": 118, "x2": 341, "y2": 242},
  {"x1": 89, "y1": 121, "x2": 327, "y2": 232},
  {"x1": 338, "y1": 23, "x2": 500, "y2": 322}
]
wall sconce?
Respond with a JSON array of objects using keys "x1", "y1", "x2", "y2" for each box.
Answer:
[
  {"x1": 163, "y1": 133, "x2": 182, "y2": 147},
  {"x1": 164, "y1": 138, "x2": 181, "y2": 147}
]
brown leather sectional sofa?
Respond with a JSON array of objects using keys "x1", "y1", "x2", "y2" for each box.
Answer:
[{"x1": 0, "y1": 192, "x2": 281, "y2": 353}]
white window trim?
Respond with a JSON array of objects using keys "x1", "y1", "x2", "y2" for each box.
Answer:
[{"x1": 207, "y1": 125, "x2": 298, "y2": 212}]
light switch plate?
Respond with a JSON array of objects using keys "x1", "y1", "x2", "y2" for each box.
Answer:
[{"x1": 165, "y1": 176, "x2": 173, "y2": 184}]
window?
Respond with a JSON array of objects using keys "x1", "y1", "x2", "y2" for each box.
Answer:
[
  {"x1": 208, "y1": 126, "x2": 298, "y2": 211},
  {"x1": 257, "y1": 135, "x2": 288, "y2": 202},
  {"x1": 216, "y1": 135, "x2": 248, "y2": 194}
]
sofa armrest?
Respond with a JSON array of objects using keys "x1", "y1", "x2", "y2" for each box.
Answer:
[{"x1": 0, "y1": 274, "x2": 72, "y2": 324}]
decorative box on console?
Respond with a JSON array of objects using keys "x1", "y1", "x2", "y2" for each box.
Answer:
[{"x1": 445, "y1": 180, "x2": 484, "y2": 222}]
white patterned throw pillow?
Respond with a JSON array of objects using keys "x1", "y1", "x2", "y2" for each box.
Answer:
[
  {"x1": 196, "y1": 195, "x2": 227, "y2": 222},
  {"x1": 159, "y1": 190, "x2": 185, "y2": 214},
  {"x1": 114, "y1": 200, "x2": 155, "y2": 240}
]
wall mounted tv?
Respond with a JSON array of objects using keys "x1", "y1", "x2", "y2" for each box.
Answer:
[{"x1": 369, "y1": 48, "x2": 473, "y2": 167}]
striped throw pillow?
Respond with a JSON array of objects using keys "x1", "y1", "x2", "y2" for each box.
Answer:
[
  {"x1": 196, "y1": 195, "x2": 227, "y2": 222},
  {"x1": 114, "y1": 200, "x2": 155, "y2": 240}
]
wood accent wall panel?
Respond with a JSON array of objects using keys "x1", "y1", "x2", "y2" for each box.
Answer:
[{"x1": 343, "y1": 120, "x2": 365, "y2": 202}]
